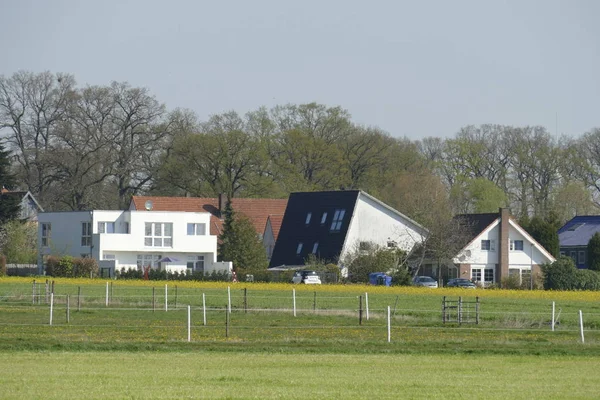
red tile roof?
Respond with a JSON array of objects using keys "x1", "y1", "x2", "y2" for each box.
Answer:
[
  {"x1": 130, "y1": 196, "x2": 288, "y2": 236},
  {"x1": 267, "y1": 214, "x2": 284, "y2": 240}
]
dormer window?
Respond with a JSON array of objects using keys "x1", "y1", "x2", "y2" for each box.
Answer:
[
  {"x1": 296, "y1": 242, "x2": 303, "y2": 255},
  {"x1": 305, "y1": 212, "x2": 312, "y2": 225},
  {"x1": 320, "y1": 212, "x2": 328, "y2": 225},
  {"x1": 312, "y1": 242, "x2": 319, "y2": 254},
  {"x1": 330, "y1": 209, "x2": 345, "y2": 232}
]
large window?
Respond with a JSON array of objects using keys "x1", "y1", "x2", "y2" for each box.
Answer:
[
  {"x1": 471, "y1": 269, "x2": 482, "y2": 282},
  {"x1": 187, "y1": 223, "x2": 206, "y2": 235},
  {"x1": 509, "y1": 240, "x2": 523, "y2": 251},
  {"x1": 41, "y1": 223, "x2": 51, "y2": 247},
  {"x1": 81, "y1": 222, "x2": 91, "y2": 246},
  {"x1": 187, "y1": 255, "x2": 205, "y2": 273},
  {"x1": 484, "y1": 268, "x2": 494, "y2": 283},
  {"x1": 98, "y1": 221, "x2": 115, "y2": 234},
  {"x1": 137, "y1": 254, "x2": 162, "y2": 270},
  {"x1": 330, "y1": 209, "x2": 346, "y2": 232},
  {"x1": 145, "y1": 222, "x2": 173, "y2": 247},
  {"x1": 481, "y1": 240, "x2": 495, "y2": 251}
]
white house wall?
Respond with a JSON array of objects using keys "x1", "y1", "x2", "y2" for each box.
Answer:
[{"x1": 342, "y1": 194, "x2": 423, "y2": 259}]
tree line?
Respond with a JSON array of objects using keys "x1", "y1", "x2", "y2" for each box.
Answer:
[{"x1": 2, "y1": 71, "x2": 600, "y2": 230}]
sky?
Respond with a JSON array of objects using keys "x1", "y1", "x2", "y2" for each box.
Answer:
[{"x1": 1, "y1": 0, "x2": 599, "y2": 140}]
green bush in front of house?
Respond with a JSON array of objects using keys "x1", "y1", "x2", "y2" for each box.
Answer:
[
  {"x1": 542, "y1": 256, "x2": 600, "y2": 290},
  {"x1": 45, "y1": 255, "x2": 98, "y2": 278}
]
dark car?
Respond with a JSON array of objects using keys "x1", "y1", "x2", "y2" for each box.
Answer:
[{"x1": 446, "y1": 278, "x2": 477, "y2": 289}]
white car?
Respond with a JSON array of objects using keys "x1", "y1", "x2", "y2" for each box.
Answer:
[
  {"x1": 292, "y1": 270, "x2": 322, "y2": 284},
  {"x1": 413, "y1": 276, "x2": 439, "y2": 288}
]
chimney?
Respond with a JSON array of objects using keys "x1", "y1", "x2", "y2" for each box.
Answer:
[{"x1": 498, "y1": 208, "x2": 510, "y2": 283}]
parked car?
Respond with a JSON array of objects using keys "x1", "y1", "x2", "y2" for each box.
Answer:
[
  {"x1": 446, "y1": 278, "x2": 477, "y2": 289},
  {"x1": 292, "y1": 270, "x2": 322, "y2": 284},
  {"x1": 413, "y1": 276, "x2": 438, "y2": 288}
]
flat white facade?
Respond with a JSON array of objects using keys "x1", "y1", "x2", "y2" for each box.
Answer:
[
  {"x1": 37, "y1": 210, "x2": 232, "y2": 275},
  {"x1": 342, "y1": 192, "x2": 427, "y2": 261}
]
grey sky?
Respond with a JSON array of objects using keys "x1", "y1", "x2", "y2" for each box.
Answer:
[{"x1": 1, "y1": 0, "x2": 599, "y2": 140}]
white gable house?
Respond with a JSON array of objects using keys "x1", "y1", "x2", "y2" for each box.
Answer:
[{"x1": 37, "y1": 210, "x2": 232, "y2": 277}]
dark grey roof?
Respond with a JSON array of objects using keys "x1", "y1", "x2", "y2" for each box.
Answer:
[
  {"x1": 558, "y1": 216, "x2": 600, "y2": 247},
  {"x1": 453, "y1": 213, "x2": 499, "y2": 247},
  {"x1": 268, "y1": 191, "x2": 360, "y2": 268}
]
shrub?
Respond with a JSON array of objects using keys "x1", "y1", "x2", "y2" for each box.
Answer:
[
  {"x1": 53, "y1": 256, "x2": 74, "y2": 277},
  {"x1": 542, "y1": 256, "x2": 578, "y2": 290},
  {"x1": 73, "y1": 257, "x2": 98, "y2": 278},
  {"x1": 0, "y1": 254, "x2": 6, "y2": 277},
  {"x1": 501, "y1": 274, "x2": 522, "y2": 290},
  {"x1": 44, "y1": 256, "x2": 60, "y2": 276},
  {"x1": 117, "y1": 267, "x2": 143, "y2": 280},
  {"x1": 574, "y1": 269, "x2": 600, "y2": 290}
]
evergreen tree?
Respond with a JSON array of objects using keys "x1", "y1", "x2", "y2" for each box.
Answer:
[
  {"x1": 587, "y1": 232, "x2": 600, "y2": 271},
  {"x1": 218, "y1": 200, "x2": 268, "y2": 272},
  {"x1": 524, "y1": 216, "x2": 560, "y2": 258},
  {"x1": 0, "y1": 142, "x2": 20, "y2": 224}
]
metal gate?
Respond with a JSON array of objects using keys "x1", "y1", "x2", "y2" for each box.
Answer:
[{"x1": 442, "y1": 296, "x2": 479, "y2": 324}]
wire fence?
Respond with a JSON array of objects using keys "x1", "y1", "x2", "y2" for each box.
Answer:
[{"x1": 0, "y1": 281, "x2": 598, "y2": 345}]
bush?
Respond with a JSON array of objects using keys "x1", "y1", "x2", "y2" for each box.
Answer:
[
  {"x1": 117, "y1": 267, "x2": 143, "y2": 280},
  {"x1": 542, "y1": 256, "x2": 600, "y2": 290},
  {"x1": 574, "y1": 269, "x2": 600, "y2": 290},
  {"x1": 44, "y1": 256, "x2": 60, "y2": 276},
  {"x1": 501, "y1": 274, "x2": 522, "y2": 290},
  {"x1": 0, "y1": 254, "x2": 6, "y2": 277},
  {"x1": 73, "y1": 257, "x2": 98, "y2": 278},
  {"x1": 542, "y1": 257, "x2": 578, "y2": 290}
]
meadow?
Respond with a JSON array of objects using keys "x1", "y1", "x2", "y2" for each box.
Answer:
[{"x1": 1, "y1": 277, "x2": 600, "y2": 398}]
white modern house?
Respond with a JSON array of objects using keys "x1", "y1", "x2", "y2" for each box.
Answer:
[{"x1": 37, "y1": 209, "x2": 232, "y2": 277}]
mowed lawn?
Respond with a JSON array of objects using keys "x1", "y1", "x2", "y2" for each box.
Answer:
[{"x1": 1, "y1": 351, "x2": 599, "y2": 399}]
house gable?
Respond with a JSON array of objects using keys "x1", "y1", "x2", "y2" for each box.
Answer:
[
  {"x1": 454, "y1": 217, "x2": 555, "y2": 266},
  {"x1": 342, "y1": 191, "x2": 428, "y2": 260}
]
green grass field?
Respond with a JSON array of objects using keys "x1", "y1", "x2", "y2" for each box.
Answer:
[{"x1": 2, "y1": 278, "x2": 600, "y2": 398}]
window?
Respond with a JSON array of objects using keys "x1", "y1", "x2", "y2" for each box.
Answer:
[
  {"x1": 481, "y1": 240, "x2": 495, "y2": 251},
  {"x1": 471, "y1": 269, "x2": 482, "y2": 282},
  {"x1": 570, "y1": 251, "x2": 577, "y2": 262},
  {"x1": 187, "y1": 255, "x2": 205, "y2": 273},
  {"x1": 509, "y1": 240, "x2": 523, "y2": 251},
  {"x1": 560, "y1": 251, "x2": 565, "y2": 256},
  {"x1": 330, "y1": 209, "x2": 346, "y2": 232},
  {"x1": 144, "y1": 222, "x2": 173, "y2": 247},
  {"x1": 296, "y1": 242, "x2": 303, "y2": 255},
  {"x1": 320, "y1": 212, "x2": 328, "y2": 225},
  {"x1": 305, "y1": 212, "x2": 312, "y2": 225},
  {"x1": 312, "y1": 242, "x2": 319, "y2": 254},
  {"x1": 387, "y1": 241, "x2": 397, "y2": 248},
  {"x1": 187, "y1": 223, "x2": 206, "y2": 235},
  {"x1": 103, "y1": 253, "x2": 116, "y2": 260},
  {"x1": 81, "y1": 222, "x2": 91, "y2": 246},
  {"x1": 484, "y1": 269, "x2": 494, "y2": 283},
  {"x1": 579, "y1": 251, "x2": 586, "y2": 265},
  {"x1": 137, "y1": 254, "x2": 162, "y2": 270},
  {"x1": 98, "y1": 221, "x2": 115, "y2": 234},
  {"x1": 41, "y1": 223, "x2": 51, "y2": 247}
]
